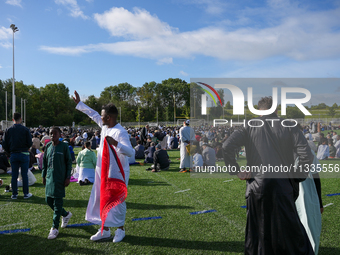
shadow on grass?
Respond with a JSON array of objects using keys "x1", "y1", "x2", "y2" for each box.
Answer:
[
  {"x1": 127, "y1": 202, "x2": 193, "y2": 210},
  {"x1": 0, "y1": 233, "x2": 100, "y2": 254},
  {"x1": 124, "y1": 235, "x2": 244, "y2": 253},
  {"x1": 128, "y1": 178, "x2": 171, "y2": 186},
  {"x1": 319, "y1": 247, "x2": 340, "y2": 255},
  {"x1": 0, "y1": 196, "x2": 89, "y2": 208}
]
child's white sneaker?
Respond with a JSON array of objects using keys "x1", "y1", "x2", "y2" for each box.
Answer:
[
  {"x1": 90, "y1": 228, "x2": 111, "y2": 241},
  {"x1": 47, "y1": 228, "x2": 59, "y2": 239},
  {"x1": 61, "y1": 211, "x2": 72, "y2": 228}
]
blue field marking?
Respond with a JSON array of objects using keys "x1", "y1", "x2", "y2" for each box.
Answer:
[
  {"x1": 189, "y1": 209, "x2": 217, "y2": 215},
  {"x1": 326, "y1": 193, "x2": 340, "y2": 197},
  {"x1": 0, "y1": 228, "x2": 30, "y2": 235},
  {"x1": 240, "y1": 206, "x2": 247, "y2": 208},
  {"x1": 132, "y1": 216, "x2": 162, "y2": 221},
  {"x1": 66, "y1": 223, "x2": 96, "y2": 228}
]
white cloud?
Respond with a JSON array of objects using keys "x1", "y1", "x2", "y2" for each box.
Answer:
[
  {"x1": 180, "y1": 70, "x2": 189, "y2": 76},
  {"x1": 94, "y1": 7, "x2": 176, "y2": 39},
  {"x1": 0, "y1": 65, "x2": 2, "y2": 69},
  {"x1": 41, "y1": 6, "x2": 340, "y2": 63},
  {"x1": 55, "y1": 0, "x2": 89, "y2": 19},
  {"x1": 0, "y1": 27, "x2": 12, "y2": 48},
  {"x1": 157, "y1": 57, "x2": 173, "y2": 65},
  {"x1": 5, "y1": 0, "x2": 22, "y2": 8}
]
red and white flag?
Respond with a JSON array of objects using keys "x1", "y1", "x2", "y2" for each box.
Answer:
[{"x1": 100, "y1": 139, "x2": 128, "y2": 233}]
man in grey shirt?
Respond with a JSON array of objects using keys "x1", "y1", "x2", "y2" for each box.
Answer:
[{"x1": 201, "y1": 143, "x2": 216, "y2": 167}]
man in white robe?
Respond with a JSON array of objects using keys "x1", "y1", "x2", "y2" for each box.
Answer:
[
  {"x1": 179, "y1": 120, "x2": 195, "y2": 172},
  {"x1": 73, "y1": 91, "x2": 134, "y2": 243}
]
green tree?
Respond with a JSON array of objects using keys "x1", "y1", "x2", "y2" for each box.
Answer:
[
  {"x1": 285, "y1": 106, "x2": 305, "y2": 119},
  {"x1": 328, "y1": 107, "x2": 336, "y2": 118}
]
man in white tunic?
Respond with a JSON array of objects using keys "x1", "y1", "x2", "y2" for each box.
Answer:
[
  {"x1": 179, "y1": 120, "x2": 195, "y2": 172},
  {"x1": 73, "y1": 91, "x2": 134, "y2": 243}
]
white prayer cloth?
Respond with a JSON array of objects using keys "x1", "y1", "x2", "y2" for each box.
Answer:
[
  {"x1": 179, "y1": 126, "x2": 195, "y2": 169},
  {"x1": 316, "y1": 145, "x2": 329, "y2": 160},
  {"x1": 76, "y1": 101, "x2": 134, "y2": 227},
  {"x1": 334, "y1": 140, "x2": 340, "y2": 158},
  {"x1": 193, "y1": 153, "x2": 203, "y2": 168}
]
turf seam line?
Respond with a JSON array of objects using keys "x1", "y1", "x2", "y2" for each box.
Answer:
[
  {"x1": 66, "y1": 223, "x2": 96, "y2": 228},
  {"x1": 326, "y1": 193, "x2": 340, "y2": 196},
  {"x1": 223, "y1": 179, "x2": 234, "y2": 183},
  {"x1": 132, "y1": 216, "x2": 162, "y2": 221}
]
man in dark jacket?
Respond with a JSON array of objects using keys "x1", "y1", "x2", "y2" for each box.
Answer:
[
  {"x1": 222, "y1": 97, "x2": 314, "y2": 255},
  {"x1": 3, "y1": 113, "x2": 33, "y2": 199},
  {"x1": 152, "y1": 144, "x2": 170, "y2": 172},
  {"x1": 134, "y1": 140, "x2": 145, "y2": 159},
  {"x1": 140, "y1": 125, "x2": 149, "y2": 146},
  {"x1": 144, "y1": 142, "x2": 155, "y2": 163}
]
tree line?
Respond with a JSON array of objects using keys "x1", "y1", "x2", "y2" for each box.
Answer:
[
  {"x1": 1, "y1": 78, "x2": 337, "y2": 127},
  {"x1": 0, "y1": 78, "x2": 197, "y2": 127}
]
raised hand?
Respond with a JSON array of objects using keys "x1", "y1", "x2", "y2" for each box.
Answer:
[{"x1": 73, "y1": 90, "x2": 80, "y2": 104}]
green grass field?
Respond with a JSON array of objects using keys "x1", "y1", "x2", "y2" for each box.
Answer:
[{"x1": 0, "y1": 148, "x2": 339, "y2": 255}]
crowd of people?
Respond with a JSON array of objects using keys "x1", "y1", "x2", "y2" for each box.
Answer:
[{"x1": 0, "y1": 93, "x2": 338, "y2": 254}]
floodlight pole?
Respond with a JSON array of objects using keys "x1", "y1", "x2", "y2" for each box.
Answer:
[
  {"x1": 119, "y1": 107, "x2": 121, "y2": 124},
  {"x1": 5, "y1": 91, "x2": 7, "y2": 122},
  {"x1": 10, "y1": 24, "x2": 18, "y2": 115},
  {"x1": 173, "y1": 94, "x2": 176, "y2": 125}
]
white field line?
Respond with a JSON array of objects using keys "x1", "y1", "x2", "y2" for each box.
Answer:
[
  {"x1": 0, "y1": 222, "x2": 23, "y2": 229},
  {"x1": 223, "y1": 179, "x2": 234, "y2": 183},
  {"x1": 174, "y1": 189, "x2": 191, "y2": 193},
  {"x1": 324, "y1": 203, "x2": 334, "y2": 208}
]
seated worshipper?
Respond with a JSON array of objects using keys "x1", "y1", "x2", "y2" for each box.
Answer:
[
  {"x1": 35, "y1": 146, "x2": 45, "y2": 170},
  {"x1": 41, "y1": 133, "x2": 51, "y2": 146},
  {"x1": 130, "y1": 135, "x2": 137, "y2": 148},
  {"x1": 306, "y1": 134, "x2": 317, "y2": 153},
  {"x1": 154, "y1": 130, "x2": 167, "y2": 149},
  {"x1": 151, "y1": 144, "x2": 170, "y2": 172},
  {"x1": 134, "y1": 140, "x2": 145, "y2": 159},
  {"x1": 75, "y1": 134, "x2": 82, "y2": 146},
  {"x1": 329, "y1": 140, "x2": 336, "y2": 158},
  {"x1": 76, "y1": 141, "x2": 97, "y2": 185},
  {"x1": 192, "y1": 144, "x2": 203, "y2": 170},
  {"x1": 16, "y1": 168, "x2": 37, "y2": 187},
  {"x1": 0, "y1": 152, "x2": 10, "y2": 174},
  {"x1": 32, "y1": 134, "x2": 41, "y2": 150},
  {"x1": 170, "y1": 133, "x2": 178, "y2": 149},
  {"x1": 145, "y1": 137, "x2": 152, "y2": 150},
  {"x1": 201, "y1": 143, "x2": 216, "y2": 167},
  {"x1": 317, "y1": 138, "x2": 329, "y2": 160},
  {"x1": 66, "y1": 143, "x2": 76, "y2": 163},
  {"x1": 127, "y1": 149, "x2": 137, "y2": 165},
  {"x1": 144, "y1": 142, "x2": 156, "y2": 163},
  {"x1": 334, "y1": 135, "x2": 340, "y2": 158},
  {"x1": 90, "y1": 136, "x2": 97, "y2": 150}
]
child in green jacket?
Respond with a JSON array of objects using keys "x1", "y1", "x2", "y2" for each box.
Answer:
[{"x1": 42, "y1": 127, "x2": 73, "y2": 239}]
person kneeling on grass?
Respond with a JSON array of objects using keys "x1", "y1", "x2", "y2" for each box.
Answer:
[
  {"x1": 42, "y1": 127, "x2": 73, "y2": 240},
  {"x1": 151, "y1": 144, "x2": 170, "y2": 172}
]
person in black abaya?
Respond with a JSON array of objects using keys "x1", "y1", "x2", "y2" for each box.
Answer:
[{"x1": 223, "y1": 96, "x2": 314, "y2": 255}]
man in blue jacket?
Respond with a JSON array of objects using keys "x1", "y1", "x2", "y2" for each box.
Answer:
[{"x1": 3, "y1": 113, "x2": 33, "y2": 199}]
